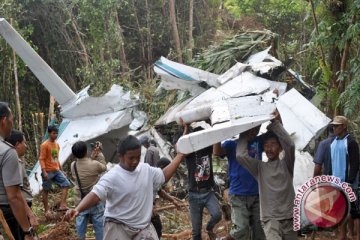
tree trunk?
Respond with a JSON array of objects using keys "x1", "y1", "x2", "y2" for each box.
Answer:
[
  {"x1": 31, "y1": 113, "x2": 40, "y2": 158},
  {"x1": 13, "y1": 42, "x2": 22, "y2": 131},
  {"x1": 131, "y1": 0, "x2": 147, "y2": 78},
  {"x1": 309, "y1": 0, "x2": 326, "y2": 66},
  {"x1": 11, "y1": 20, "x2": 22, "y2": 131},
  {"x1": 145, "y1": 0, "x2": 153, "y2": 79},
  {"x1": 48, "y1": 95, "x2": 55, "y2": 125},
  {"x1": 113, "y1": 11, "x2": 130, "y2": 78},
  {"x1": 338, "y1": 15, "x2": 356, "y2": 94},
  {"x1": 169, "y1": 0, "x2": 183, "y2": 63},
  {"x1": 66, "y1": 6, "x2": 90, "y2": 68},
  {"x1": 188, "y1": 0, "x2": 194, "y2": 60}
]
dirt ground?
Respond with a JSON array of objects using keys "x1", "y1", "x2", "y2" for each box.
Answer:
[
  {"x1": 34, "y1": 202, "x2": 341, "y2": 240},
  {"x1": 30, "y1": 190, "x2": 346, "y2": 240}
]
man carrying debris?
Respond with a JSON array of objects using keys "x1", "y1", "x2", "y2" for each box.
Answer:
[
  {"x1": 140, "y1": 135, "x2": 160, "y2": 166},
  {"x1": 236, "y1": 110, "x2": 297, "y2": 240},
  {"x1": 40, "y1": 125, "x2": 71, "y2": 216},
  {"x1": 70, "y1": 141, "x2": 107, "y2": 240},
  {"x1": 314, "y1": 116, "x2": 359, "y2": 240},
  {"x1": 214, "y1": 126, "x2": 265, "y2": 240},
  {"x1": 5, "y1": 130, "x2": 39, "y2": 239},
  {"x1": 0, "y1": 102, "x2": 36, "y2": 239},
  {"x1": 64, "y1": 135, "x2": 185, "y2": 239},
  {"x1": 181, "y1": 120, "x2": 222, "y2": 240}
]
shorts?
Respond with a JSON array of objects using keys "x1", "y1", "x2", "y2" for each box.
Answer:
[{"x1": 42, "y1": 171, "x2": 71, "y2": 191}]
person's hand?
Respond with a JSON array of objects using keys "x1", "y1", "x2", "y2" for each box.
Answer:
[
  {"x1": 272, "y1": 88, "x2": 279, "y2": 97},
  {"x1": 42, "y1": 172, "x2": 48, "y2": 181},
  {"x1": 152, "y1": 207, "x2": 157, "y2": 216},
  {"x1": 63, "y1": 209, "x2": 79, "y2": 221},
  {"x1": 29, "y1": 214, "x2": 39, "y2": 230},
  {"x1": 271, "y1": 108, "x2": 282, "y2": 123},
  {"x1": 91, "y1": 147, "x2": 101, "y2": 159},
  {"x1": 179, "y1": 118, "x2": 189, "y2": 135}
]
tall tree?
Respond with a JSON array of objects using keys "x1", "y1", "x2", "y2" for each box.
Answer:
[
  {"x1": 113, "y1": 10, "x2": 130, "y2": 77},
  {"x1": 188, "y1": 0, "x2": 194, "y2": 60},
  {"x1": 169, "y1": 0, "x2": 183, "y2": 62}
]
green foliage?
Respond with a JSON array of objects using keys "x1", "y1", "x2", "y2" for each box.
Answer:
[
  {"x1": 224, "y1": 0, "x2": 307, "y2": 41},
  {"x1": 192, "y1": 30, "x2": 277, "y2": 74}
]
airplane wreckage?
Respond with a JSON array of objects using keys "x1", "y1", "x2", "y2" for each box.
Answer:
[{"x1": 0, "y1": 18, "x2": 330, "y2": 196}]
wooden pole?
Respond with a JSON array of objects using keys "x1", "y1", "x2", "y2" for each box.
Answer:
[{"x1": 0, "y1": 209, "x2": 15, "y2": 240}]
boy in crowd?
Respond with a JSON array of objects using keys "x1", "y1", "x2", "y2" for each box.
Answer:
[
  {"x1": 70, "y1": 141, "x2": 107, "y2": 240},
  {"x1": 181, "y1": 121, "x2": 222, "y2": 240},
  {"x1": 64, "y1": 135, "x2": 185, "y2": 239},
  {"x1": 236, "y1": 110, "x2": 297, "y2": 240},
  {"x1": 40, "y1": 125, "x2": 71, "y2": 215}
]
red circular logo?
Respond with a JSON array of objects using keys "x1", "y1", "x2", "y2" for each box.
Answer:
[{"x1": 304, "y1": 185, "x2": 348, "y2": 228}]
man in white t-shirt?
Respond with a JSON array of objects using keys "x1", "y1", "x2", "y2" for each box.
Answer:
[{"x1": 65, "y1": 135, "x2": 185, "y2": 239}]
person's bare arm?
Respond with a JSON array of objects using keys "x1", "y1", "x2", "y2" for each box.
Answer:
[
  {"x1": 158, "y1": 189, "x2": 181, "y2": 208},
  {"x1": 162, "y1": 153, "x2": 185, "y2": 182},
  {"x1": 236, "y1": 136, "x2": 259, "y2": 177},
  {"x1": 23, "y1": 198, "x2": 38, "y2": 229},
  {"x1": 64, "y1": 192, "x2": 101, "y2": 221},
  {"x1": 5, "y1": 186, "x2": 31, "y2": 231},
  {"x1": 213, "y1": 142, "x2": 226, "y2": 156},
  {"x1": 39, "y1": 145, "x2": 49, "y2": 180},
  {"x1": 313, "y1": 164, "x2": 322, "y2": 177}
]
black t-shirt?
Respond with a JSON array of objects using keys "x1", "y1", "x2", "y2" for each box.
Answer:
[{"x1": 185, "y1": 146, "x2": 215, "y2": 192}]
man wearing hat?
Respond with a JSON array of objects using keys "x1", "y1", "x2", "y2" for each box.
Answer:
[{"x1": 315, "y1": 115, "x2": 359, "y2": 240}]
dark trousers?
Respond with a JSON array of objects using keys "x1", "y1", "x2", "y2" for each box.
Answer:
[
  {"x1": 0, "y1": 202, "x2": 32, "y2": 240},
  {"x1": 151, "y1": 213, "x2": 162, "y2": 238},
  {"x1": 0, "y1": 205, "x2": 22, "y2": 240}
]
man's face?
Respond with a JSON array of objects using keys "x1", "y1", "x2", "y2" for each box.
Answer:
[
  {"x1": 242, "y1": 126, "x2": 261, "y2": 140},
  {"x1": 48, "y1": 131, "x2": 58, "y2": 141},
  {"x1": 332, "y1": 124, "x2": 346, "y2": 137},
  {"x1": 2, "y1": 109, "x2": 14, "y2": 138},
  {"x1": 119, "y1": 148, "x2": 141, "y2": 171},
  {"x1": 16, "y1": 137, "x2": 27, "y2": 157},
  {"x1": 263, "y1": 138, "x2": 281, "y2": 161}
]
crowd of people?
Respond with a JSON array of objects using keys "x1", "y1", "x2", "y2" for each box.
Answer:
[{"x1": 0, "y1": 100, "x2": 359, "y2": 240}]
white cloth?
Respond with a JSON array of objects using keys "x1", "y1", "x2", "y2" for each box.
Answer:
[{"x1": 92, "y1": 163, "x2": 165, "y2": 229}]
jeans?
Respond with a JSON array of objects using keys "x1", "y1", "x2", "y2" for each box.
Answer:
[
  {"x1": 188, "y1": 191, "x2": 222, "y2": 240},
  {"x1": 229, "y1": 195, "x2": 265, "y2": 240},
  {"x1": 76, "y1": 202, "x2": 105, "y2": 240}
]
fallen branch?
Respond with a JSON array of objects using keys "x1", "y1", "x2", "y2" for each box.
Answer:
[
  {"x1": 157, "y1": 203, "x2": 188, "y2": 212},
  {"x1": 162, "y1": 229, "x2": 192, "y2": 239}
]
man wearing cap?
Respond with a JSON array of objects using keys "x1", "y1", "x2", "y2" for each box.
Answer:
[
  {"x1": 315, "y1": 115, "x2": 359, "y2": 240},
  {"x1": 0, "y1": 102, "x2": 36, "y2": 239},
  {"x1": 140, "y1": 136, "x2": 160, "y2": 167}
]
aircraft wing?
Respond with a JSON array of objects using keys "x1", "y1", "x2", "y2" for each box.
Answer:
[{"x1": 0, "y1": 18, "x2": 76, "y2": 106}]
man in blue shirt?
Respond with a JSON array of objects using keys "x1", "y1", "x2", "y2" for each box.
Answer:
[
  {"x1": 313, "y1": 116, "x2": 359, "y2": 240},
  {"x1": 214, "y1": 126, "x2": 265, "y2": 240}
]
